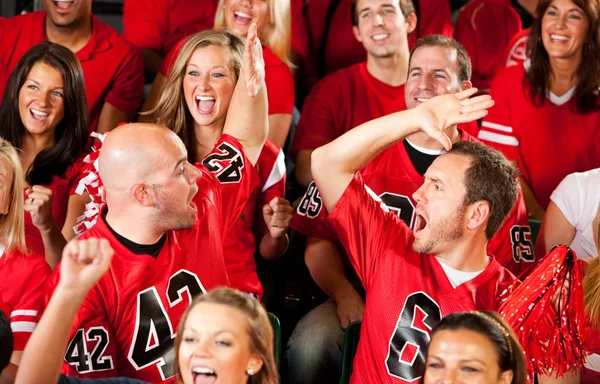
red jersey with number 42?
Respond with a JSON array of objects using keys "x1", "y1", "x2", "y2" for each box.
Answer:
[
  {"x1": 328, "y1": 173, "x2": 517, "y2": 383},
  {"x1": 43, "y1": 135, "x2": 259, "y2": 383},
  {"x1": 293, "y1": 131, "x2": 534, "y2": 277}
]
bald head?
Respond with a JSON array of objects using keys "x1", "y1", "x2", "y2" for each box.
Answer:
[{"x1": 99, "y1": 123, "x2": 187, "y2": 192}]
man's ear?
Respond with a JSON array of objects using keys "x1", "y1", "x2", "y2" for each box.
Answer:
[
  {"x1": 352, "y1": 25, "x2": 362, "y2": 43},
  {"x1": 132, "y1": 183, "x2": 154, "y2": 207},
  {"x1": 461, "y1": 80, "x2": 473, "y2": 91},
  {"x1": 405, "y1": 12, "x2": 417, "y2": 35},
  {"x1": 466, "y1": 201, "x2": 490, "y2": 232}
]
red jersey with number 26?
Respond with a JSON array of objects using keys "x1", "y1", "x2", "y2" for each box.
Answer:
[
  {"x1": 43, "y1": 135, "x2": 259, "y2": 383},
  {"x1": 328, "y1": 173, "x2": 517, "y2": 384}
]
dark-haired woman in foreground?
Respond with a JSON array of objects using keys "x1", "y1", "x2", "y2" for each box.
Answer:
[{"x1": 0, "y1": 42, "x2": 89, "y2": 268}]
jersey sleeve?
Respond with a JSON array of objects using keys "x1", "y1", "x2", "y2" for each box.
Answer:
[
  {"x1": 123, "y1": 0, "x2": 168, "y2": 52},
  {"x1": 10, "y1": 258, "x2": 51, "y2": 351},
  {"x1": 477, "y1": 69, "x2": 520, "y2": 161},
  {"x1": 159, "y1": 38, "x2": 185, "y2": 77},
  {"x1": 264, "y1": 53, "x2": 295, "y2": 115},
  {"x1": 550, "y1": 172, "x2": 582, "y2": 228},
  {"x1": 257, "y1": 143, "x2": 286, "y2": 206},
  {"x1": 327, "y1": 173, "x2": 412, "y2": 289},
  {"x1": 103, "y1": 44, "x2": 144, "y2": 116},
  {"x1": 200, "y1": 134, "x2": 260, "y2": 236},
  {"x1": 291, "y1": 181, "x2": 338, "y2": 241}
]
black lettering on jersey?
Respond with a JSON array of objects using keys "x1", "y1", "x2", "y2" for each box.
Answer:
[
  {"x1": 202, "y1": 142, "x2": 244, "y2": 183},
  {"x1": 128, "y1": 270, "x2": 206, "y2": 380},
  {"x1": 510, "y1": 225, "x2": 534, "y2": 263},
  {"x1": 296, "y1": 181, "x2": 323, "y2": 218},
  {"x1": 65, "y1": 327, "x2": 113, "y2": 373},
  {"x1": 379, "y1": 193, "x2": 415, "y2": 229},
  {"x1": 385, "y1": 292, "x2": 441, "y2": 381}
]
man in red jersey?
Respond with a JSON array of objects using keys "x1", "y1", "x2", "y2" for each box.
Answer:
[
  {"x1": 286, "y1": 35, "x2": 531, "y2": 384},
  {"x1": 0, "y1": 0, "x2": 144, "y2": 135},
  {"x1": 312, "y1": 89, "x2": 519, "y2": 384},
  {"x1": 42, "y1": 32, "x2": 268, "y2": 383}
]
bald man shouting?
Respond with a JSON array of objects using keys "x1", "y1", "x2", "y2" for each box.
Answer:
[{"x1": 41, "y1": 30, "x2": 268, "y2": 383}]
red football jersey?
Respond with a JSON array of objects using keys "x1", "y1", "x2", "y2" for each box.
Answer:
[
  {"x1": 478, "y1": 64, "x2": 600, "y2": 209},
  {"x1": 502, "y1": 28, "x2": 529, "y2": 70},
  {"x1": 0, "y1": 246, "x2": 51, "y2": 351},
  {"x1": 43, "y1": 135, "x2": 259, "y2": 382},
  {"x1": 305, "y1": 0, "x2": 453, "y2": 76},
  {"x1": 294, "y1": 131, "x2": 533, "y2": 277},
  {"x1": 454, "y1": 0, "x2": 523, "y2": 91},
  {"x1": 24, "y1": 158, "x2": 85, "y2": 257},
  {"x1": 0, "y1": 12, "x2": 144, "y2": 135},
  {"x1": 328, "y1": 173, "x2": 517, "y2": 383},
  {"x1": 160, "y1": 44, "x2": 295, "y2": 116},
  {"x1": 223, "y1": 140, "x2": 285, "y2": 299}
]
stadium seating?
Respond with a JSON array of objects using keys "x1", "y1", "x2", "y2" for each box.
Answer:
[{"x1": 339, "y1": 321, "x2": 362, "y2": 384}]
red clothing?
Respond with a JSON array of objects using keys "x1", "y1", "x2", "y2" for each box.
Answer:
[
  {"x1": 291, "y1": 62, "x2": 477, "y2": 156},
  {"x1": 478, "y1": 64, "x2": 600, "y2": 209},
  {"x1": 0, "y1": 11, "x2": 144, "y2": 135},
  {"x1": 328, "y1": 173, "x2": 517, "y2": 383},
  {"x1": 160, "y1": 44, "x2": 295, "y2": 116},
  {"x1": 502, "y1": 28, "x2": 529, "y2": 69},
  {"x1": 223, "y1": 140, "x2": 285, "y2": 299},
  {"x1": 293, "y1": 131, "x2": 533, "y2": 277},
  {"x1": 305, "y1": 0, "x2": 453, "y2": 76},
  {"x1": 454, "y1": 0, "x2": 523, "y2": 91},
  {"x1": 0, "y1": 247, "x2": 51, "y2": 351},
  {"x1": 43, "y1": 135, "x2": 259, "y2": 382},
  {"x1": 25, "y1": 159, "x2": 85, "y2": 257}
]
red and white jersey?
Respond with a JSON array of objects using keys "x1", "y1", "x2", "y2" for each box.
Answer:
[
  {"x1": 328, "y1": 173, "x2": 517, "y2": 384},
  {"x1": 43, "y1": 135, "x2": 259, "y2": 383},
  {"x1": 502, "y1": 28, "x2": 529, "y2": 69},
  {"x1": 478, "y1": 64, "x2": 600, "y2": 209},
  {"x1": 223, "y1": 140, "x2": 285, "y2": 299},
  {"x1": 293, "y1": 131, "x2": 533, "y2": 277},
  {"x1": 0, "y1": 245, "x2": 51, "y2": 351}
]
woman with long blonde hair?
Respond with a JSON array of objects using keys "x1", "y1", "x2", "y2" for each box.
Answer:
[
  {"x1": 0, "y1": 138, "x2": 51, "y2": 382},
  {"x1": 143, "y1": 0, "x2": 295, "y2": 148}
]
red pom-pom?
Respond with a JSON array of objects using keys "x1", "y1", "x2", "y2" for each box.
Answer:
[{"x1": 498, "y1": 245, "x2": 587, "y2": 381}]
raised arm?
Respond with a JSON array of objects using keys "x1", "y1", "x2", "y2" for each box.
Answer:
[
  {"x1": 311, "y1": 88, "x2": 493, "y2": 212},
  {"x1": 223, "y1": 24, "x2": 268, "y2": 165}
]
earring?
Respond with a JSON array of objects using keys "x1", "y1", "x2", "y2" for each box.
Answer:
[{"x1": 247, "y1": 368, "x2": 254, "y2": 376}]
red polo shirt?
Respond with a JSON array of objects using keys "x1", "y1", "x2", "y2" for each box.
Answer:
[{"x1": 0, "y1": 11, "x2": 144, "y2": 134}]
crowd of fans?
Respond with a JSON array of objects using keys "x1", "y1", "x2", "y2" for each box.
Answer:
[{"x1": 0, "y1": 0, "x2": 599, "y2": 383}]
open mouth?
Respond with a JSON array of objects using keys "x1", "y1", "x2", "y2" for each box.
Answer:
[
  {"x1": 53, "y1": 0, "x2": 74, "y2": 11},
  {"x1": 30, "y1": 108, "x2": 49, "y2": 121},
  {"x1": 192, "y1": 367, "x2": 217, "y2": 384},
  {"x1": 195, "y1": 96, "x2": 216, "y2": 114},
  {"x1": 372, "y1": 33, "x2": 390, "y2": 42},
  {"x1": 414, "y1": 213, "x2": 427, "y2": 234},
  {"x1": 233, "y1": 10, "x2": 253, "y2": 25},
  {"x1": 549, "y1": 33, "x2": 570, "y2": 42}
]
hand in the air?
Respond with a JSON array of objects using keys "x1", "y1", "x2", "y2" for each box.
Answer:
[
  {"x1": 241, "y1": 23, "x2": 265, "y2": 97},
  {"x1": 58, "y1": 238, "x2": 114, "y2": 296},
  {"x1": 416, "y1": 88, "x2": 494, "y2": 150},
  {"x1": 263, "y1": 197, "x2": 294, "y2": 239},
  {"x1": 24, "y1": 185, "x2": 54, "y2": 232}
]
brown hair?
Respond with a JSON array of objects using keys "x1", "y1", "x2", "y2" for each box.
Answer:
[
  {"x1": 583, "y1": 205, "x2": 600, "y2": 329},
  {"x1": 174, "y1": 287, "x2": 277, "y2": 384},
  {"x1": 447, "y1": 141, "x2": 519, "y2": 239},
  {"x1": 428, "y1": 311, "x2": 527, "y2": 384},
  {"x1": 409, "y1": 34, "x2": 472, "y2": 82},
  {"x1": 351, "y1": 0, "x2": 415, "y2": 26},
  {"x1": 0, "y1": 138, "x2": 26, "y2": 254},
  {"x1": 525, "y1": 0, "x2": 600, "y2": 113},
  {"x1": 147, "y1": 30, "x2": 244, "y2": 163}
]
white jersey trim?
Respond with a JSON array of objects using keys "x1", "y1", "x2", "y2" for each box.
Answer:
[
  {"x1": 478, "y1": 130, "x2": 519, "y2": 146},
  {"x1": 11, "y1": 321, "x2": 36, "y2": 333},
  {"x1": 481, "y1": 121, "x2": 513, "y2": 133},
  {"x1": 584, "y1": 353, "x2": 600, "y2": 372},
  {"x1": 261, "y1": 150, "x2": 286, "y2": 193},
  {"x1": 0, "y1": 244, "x2": 5, "y2": 261},
  {"x1": 11, "y1": 310, "x2": 38, "y2": 318}
]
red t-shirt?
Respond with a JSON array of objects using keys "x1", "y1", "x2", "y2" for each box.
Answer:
[
  {"x1": 328, "y1": 173, "x2": 517, "y2": 383},
  {"x1": 454, "y1": 0, "x2": 523, "y2": 91},
  {"x1": 222, "y1": 140, "x2": 285, "y2": 299},
  {"x1": 478, "y1": 64, "x2": 600, "y2": 209},
  {"x1": 0, "y1": 12, "x2": 144, "y2": 135},
  {"x1": 305, "y1": 0, "x2": 453, "y2": 76},
  {"x1": 43, "y1": 135, "x2": 259, "y2": 382},
  {"x1": 160, "y1": 43, "x2": 295, "y2": 116},
  {"x1": 293, "y1": 131, "x2": 533, "y2": 277},
  {"x1": 0, "y1": 246, "x2": 51, "y2": 351},
  {"x1": 502, "y1": 28, "x2": 529, "y2": 70},
  {"x1": 24, "y1": 158, "x2": 85, "y2": 257}
]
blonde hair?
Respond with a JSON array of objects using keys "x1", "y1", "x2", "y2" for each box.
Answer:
[
  {"x1": 147, "y1": 30, "x2": 244, "y2": 163},
  {"x1": 583, "y1": 204, "x2": 600, "y2": 329},
  {"x1": 174, "y1": 287, "x2": 278, "y2": 384},
  {"x1": 0, "y1": 138, "x2": 27, "y2": 254},
  {"x1": 213, "y1": 0, "x2": 294, "y2": 70}
]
